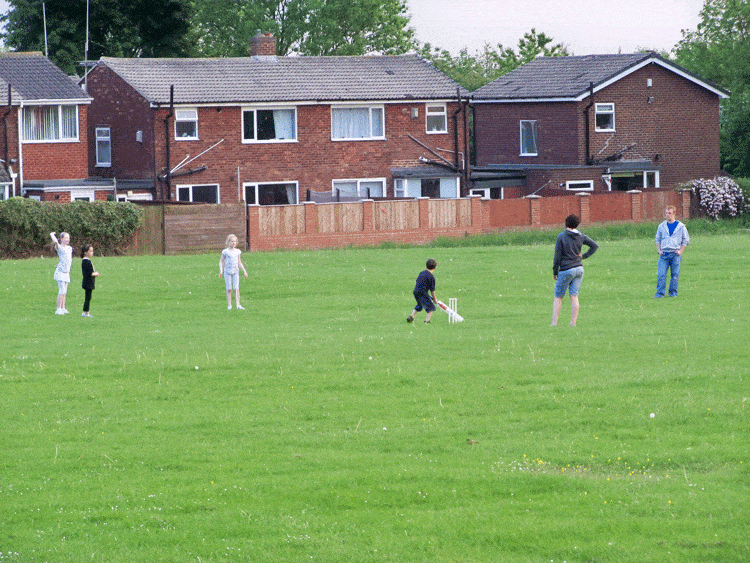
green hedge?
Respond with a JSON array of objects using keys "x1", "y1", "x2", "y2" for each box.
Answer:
[{"x1": 0, "y1": 198, "x2": 142, "y2": 259}]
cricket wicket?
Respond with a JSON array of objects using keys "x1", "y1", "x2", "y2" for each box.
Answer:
[{"x1": 448, "y1": 297, "x2": 458, "y2": 323}]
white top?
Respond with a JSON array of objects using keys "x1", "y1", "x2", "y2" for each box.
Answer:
[
  {"x1": 221, "y1": 248, "x2": 242, "y2": 275},
  {"x1": 54, "y1": 245, "x2": 73, "y2": 282}
]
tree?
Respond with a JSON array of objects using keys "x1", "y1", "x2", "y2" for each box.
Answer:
[
  {"x1": 674, "y1": 0, "x2": 750, "y2": 176},
  {"x1": 420, "y1": 29, "x2": 569, "y2": 92},
  {"x1": 191, "y1": 0, "x2": 414, "y2": 58},
  {"x1": 1, "y1": 0, "x2": 196, "y2": 75}
]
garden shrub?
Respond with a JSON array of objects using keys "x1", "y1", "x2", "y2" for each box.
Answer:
[
  {"x1": 685, "y1": 177, "x2": 748, "y2": 219},
  {"x1": 0, "y1": 198, "x2": 142, "y2": 259}
]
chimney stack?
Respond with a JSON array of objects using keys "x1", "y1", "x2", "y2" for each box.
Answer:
[{"x1": 251, "y1": 31, "x2": 277, "y2": 59}]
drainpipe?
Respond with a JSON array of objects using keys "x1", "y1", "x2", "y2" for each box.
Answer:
[
  {"x1": 453, "y1": 88, "x2": 461, "y2": 172},
  {"x1": 163, "y1": 85, "x2": 174, "y2": 200},
  {"x1": 2, "y1": 84, "x2": 11, "y2": 194},
  {"x1": 584, "y1": 82, "x2": 594, "y2": 165}
]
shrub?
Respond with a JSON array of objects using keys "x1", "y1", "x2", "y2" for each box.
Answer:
[
  {"x1": 686, "y1": 177, "x2": 748, "y2": 219},
  {"x1": 0, "y1": 198, "x2": 142, "y2": 259}
]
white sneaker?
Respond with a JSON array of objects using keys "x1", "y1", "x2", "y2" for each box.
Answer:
[
  {"x1": 237, "y1": 305, "x2": 245, "y2": 310},
  {"x1": 228, "y1": 305, "x2": 232, "y2": 310},
  {"x1": 55, "y1": 308, "x2": 64, "y2": 315},
  {"x1": 82, "y1": 312, "x2": 93, "y2": 318},
  {"x1": 63, "y1": 309, "x2": 70, "y2": 314}
]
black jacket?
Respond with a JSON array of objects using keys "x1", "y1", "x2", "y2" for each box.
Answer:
[
  {"x1": 553, "y1": 229, "x2": 598, "y2": 276},
  {"x1": 82, "y1": 258, "x2": 96, "y2": 290}
]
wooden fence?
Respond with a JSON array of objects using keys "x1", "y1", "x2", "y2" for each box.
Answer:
[{"x1": 128, "y1": 189, "x2": 689, "y2": 255}]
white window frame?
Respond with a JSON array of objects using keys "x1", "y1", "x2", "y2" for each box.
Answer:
[
  {"x1": 519, "y1": 120, "x2": 538, "y2": 156},
  {"x1": 331, "y1": 105, "x2": 385, "y2": 141},
  {"x1": 175, "y1": 108, "x2": 198, "y2": 140},
  {"x1": 644, "y1": 170, "x2": 660, "y2": 188},
  {"x1": 176, "y1": 183, "x2": 220, "y2": 203},
  {"x1": 95, "y1": 127, "x2": 111, "y2": 167},
  {"x1": 242, "y1": 107, "x2": 297, "y2": 143},
  {"x1": 22, "y1": 104, "x2": 79, "y2": 142},
  {"x1": 566, "y1": 180, "x2": 594, "y2": 192},
  {"x1": 332, "y1": 178, "x2": 386, "y2": 199},
  {"x1": 243, "y1": 181, "x2": 299, "y2": 205},
  {"x1": 595, "y1": 103, "x2": 615, "y2": 132},
  {"x1": 1, "y1": 184, "x2": 10, "y2": 200},
  {"x1": 426, "y1": 104, "x2": 447, "y2": 134}
]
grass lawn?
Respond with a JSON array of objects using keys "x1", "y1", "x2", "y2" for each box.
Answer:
[{"x1": 1, "y1": 231, "x2": 748, "y2": 563}]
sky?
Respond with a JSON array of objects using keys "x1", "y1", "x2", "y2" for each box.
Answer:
[
  {"x1": 0, "y1": 0, "x2": 705, "y2": 57},
  {"x1": 406, "y1": 0, "x2": 705, "y2": 56}
]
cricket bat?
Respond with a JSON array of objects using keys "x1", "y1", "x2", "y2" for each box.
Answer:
[{"x1": 437, "y1": 300, "x2": 464, "y2": 322}]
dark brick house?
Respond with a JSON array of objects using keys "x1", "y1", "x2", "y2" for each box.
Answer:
[
  {"x1": 0, "y1": 52, "x2": 113, "y2": 202},
  {"x1": 470, "y1": 52, "x2": 729, "y2": 198},
  {"x1": 83, "y1": 33, "x2": 470, "y2": 204}
]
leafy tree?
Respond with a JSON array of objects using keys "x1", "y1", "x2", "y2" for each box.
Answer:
[
  {"x1": 191, "y1": 0, "x2": 414, "y2": 57},
  {"x1": 420, "y1": 29, "x2": 569, "y2": 92},
  {"x1": 1, "y1": 0, "x2": 196, "y2": 75},
  {"x1": 674, "y1": 0, "x2": 750, "y2": 176}
]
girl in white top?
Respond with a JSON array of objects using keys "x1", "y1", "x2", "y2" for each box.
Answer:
[
  {"x1": 51, "y1": 231, "x2": 73, "y2": 315},
  {"x1": 219, "y1": 234, "x2": 248, "y2": 310}
]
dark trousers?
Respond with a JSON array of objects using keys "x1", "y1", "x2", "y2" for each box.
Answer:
[{"x1": 83, "y1": 288, "x2": 93, "y2": 312}]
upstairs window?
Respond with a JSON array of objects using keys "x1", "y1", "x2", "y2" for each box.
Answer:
[
  {"x1": 22, "y1": 105, "x2": 78, "y2": 142},
  {"x1": 243, "y1": 108, "x2": 297, "y2": 142},
  {"x1": 331, "y1": 106, "x2": 384, "y2": 140},
  {"x1": 595, "y1": 103, "x2": 615, "y2": 132},
  {"x1": 175, "y1": 108, "x2": 198, "y2": 140},
  {"x1": 95, "y1": 127, "x2": 111, "y2": 167},
  {"x1": 426, "y1": 104, "x2": 447, "y2": 133},
  {"x1": 520, "y1": 120, "x2": 538, "y2": 156}
]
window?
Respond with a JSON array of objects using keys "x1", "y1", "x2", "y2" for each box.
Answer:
[
  {"x1": 95, "y1": 128, "x2": 111, "y2": 167},
  {"x1": 175, "y1": 109, "x2": 198, "y2": 140},
  {"x1": 0, "y1": 184, "x2": 9, "y2": 200},
  {"x1": 332, "y1": 179, "x2": 385, "y2": 199},
  {"x1": 644, "y1": 171, "x2": 659, "y2": 188},
  {"x1": 243, "y1": 108, "x2": 297, "y2": 142},
  {"x1": 331, "y1": 106, "x2": 384, "y2": 140},
  {"x1": 243, "y1": 182, "x2": 298, "y2": 205},
  {"x1": 394, "y1": 177, "x2": 460, "y2": 198},
  {"x1": 566, "y1": 180, "x2": 594, "y2": 191},
  {"x1": 595, "y1": 103, "x2": 615, "y2": 132},
  {"x1": 426, "y1": 104, "x2": 447, "y2": 133},
  {"x1": 22, "y1": 105, "x2": 78, "y2": 142},
  {"x1": 177, "y1": 184, "x2": 219, "y2": 203},
  {"x1": 520, "y1": 120, "x2": 538, "y2": 156}
]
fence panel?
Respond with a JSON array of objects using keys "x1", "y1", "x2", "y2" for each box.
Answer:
[
  {"x1": 164, "y1": 204, "x2": 246, "y2": 254},
  {"x1": 374, "y1": 200, "x2": 419, "y2": 231}
]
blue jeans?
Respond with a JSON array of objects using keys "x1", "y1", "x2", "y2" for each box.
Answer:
[{"x1": 656, "y1": 252, "x2": 681, "y2": 297}]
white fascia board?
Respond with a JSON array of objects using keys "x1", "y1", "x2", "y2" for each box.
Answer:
[
  {"x1": 18, "y1": 98, "x2": 92, "y2": 106},
  {"x1": 574, "y1": 58, "x2": 730, "y2": 100},
  {"x1": 471, "y1": 97, "x2": 577, "y2": 104}
]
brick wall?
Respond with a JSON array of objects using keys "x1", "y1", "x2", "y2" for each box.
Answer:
[
  {"x1": 85, "y1": 66, "x2": 155, "y2": 179},
  {"x1": 19, "y1": 106, "x2": 89, "y2": 181},
  {"x1": 587, "y1": 63, "x2": 721, "y2": 186},
  {"x1": 151, "y1": 100, "x2": 468, "y2": 203},
  {"x1": 473, "y1": 62, "x2": 722, "y2": 190}
]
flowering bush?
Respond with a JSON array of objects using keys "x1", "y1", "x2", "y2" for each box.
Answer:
[{"x1": 687, "y1": 177, "x2": 748, "y2": 219}]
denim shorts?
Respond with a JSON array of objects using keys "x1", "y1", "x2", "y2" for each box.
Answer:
[{"x1": 554, "y1": 266, "x2": 584, "y2": 298}]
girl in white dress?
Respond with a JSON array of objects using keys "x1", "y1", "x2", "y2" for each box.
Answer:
[
  {"x1": 51, "y1": 231, "x2": 73, "y2": 315},
  {"x1": 219, "y1": 234, "x2": 248, "y2": 310}
]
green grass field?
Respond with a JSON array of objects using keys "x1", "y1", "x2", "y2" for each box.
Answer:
[{"x1": 1, "y1": 230, "x2": 748, "y2": 563}]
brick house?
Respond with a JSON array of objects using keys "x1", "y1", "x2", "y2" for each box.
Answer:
[
  {"x1": 470, "y1": 52, "x2": 729, "y2": 198},
  {"x1": 0, "y1": 52, "x2": 114, "y2": 202},
  {"x1": 83, "y1": 33, "x2": 470, "y2": 204}
]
